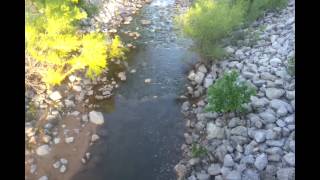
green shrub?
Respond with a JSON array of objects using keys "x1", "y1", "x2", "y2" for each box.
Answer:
[
  {"x1": 191, "y1": 143, "x2": 208, "y2": 158},
  {"x1": 177, "y1": 0, "x2": 288, "y2": 59},
  {"x1": 176, "y1": 0, "x2": 247, "y2": 59},
  {"x1": 25, "y1": 0, "x2": 127, "y2": 88},
  {"x1": 205, "y1": 70, "x2": 256, "y2": 113}
]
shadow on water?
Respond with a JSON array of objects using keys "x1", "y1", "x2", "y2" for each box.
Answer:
[{"x1": 72, "y1": 0, "x2": 198, "y2": 179}]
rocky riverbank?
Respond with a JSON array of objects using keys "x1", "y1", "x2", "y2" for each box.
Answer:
[
  {"x1": 175, "y1": 1, "x2": 295, "y2": 180},
  {"x1": 25, "y1": 0, "x2": 152, "y2": 179}
]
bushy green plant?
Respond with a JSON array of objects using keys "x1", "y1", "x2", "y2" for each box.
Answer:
[
  {"x1": 177, "y1": 0, "x2": 288, "y2": 59},
  {"x1": 205, "y1": 70, "x2": 256, "y2": 113},
  {"x1": 191, "y1": 143, "x2": 208, "y2": 158},
  {"x1": 25, "y1": 0, "x2": 127, "y2": 88},
  {"x1": 176, "y1": 0, "x2": 247, "y2": 59}
]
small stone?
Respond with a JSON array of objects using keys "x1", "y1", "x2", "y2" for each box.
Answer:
[
  {"x1": 189, "y1": 158, "x2": 200, "y2": 166},
  {"x1": 230, "y1": 126, "x2": 247, "y2": 137},
  {"x1": 254, "y1": 153, "x2": 268, "y2": 171},
  {"x1": 91, "y1": 134, "x2": 100, "y2": 142},
  {"x1": 36, "y1": 145, "x2": 51, "y2": 156},
  {"x1": 42, "y1": 135, "x2": 51, "y2": 143},
  {"x1": 65, "y1": 99, "x2": 75, "y2": 108},
  {"x1": 49, "y1": 91, "x2": 62, "y2": 101},
  {"x1": 266, "y1": 88, "x2": 285, "y2": 99},
  {"x1": 194, "y1": 72, "x2": 205, "y2": 84},
  {"x1": 118, "y1": 72, "x2": 126, "y2": 81},
  {"x1": 283, "y1": 152, "x2": 295, "y2": 166},
  {"x1": 130, "y1": 69, "x2": 136, "y2": 73},
  {"x1": 254, "y1": 131, "x2": 266, "y2": 143},
  {"x1": 225, "y1": 170, "x2": 241, "y2": 180},
  {"x1": 60, "y1": 165, "x2": 67, "y2": 173},
  {"x1": 270, "y1": 57, "x2": 282, "y2": 67},
  {"x1": 198, "y1": 64, "x2": 207, "y2": 73},
  {"x1": 259, "y1": 110, "x2": 276, "y2": 123},
  {"x1": 30, "y1": 164, "x2": 37, "y2": 174},
  {"x1": 54, "y1": 138, "x2": 61, "y2": 144},
  {"x1": 208, "y1": 164, "x2": 221, "y2": 175},
  {"x1": 276, "y1": 120, "x2": 286, "y2": 127},
  {"x1": 251, "y1": 97, "x2": 269, "y2": 109},
  {"x1": 207, "y1": 123, "x2": 225, "y2": 139},
  {"x1": 140, "y1": 19, "x2": 151, "y2": 25},
  {"x1": 60, "y1": 158, "x2": 68, "y2": 164},
  {"x1": 53, "y1": 161, "x2": 61, "y2": 168},
  {"x1": 224, "y1": 154, "x2": 234, "y2": 167},
  {"x1": 276, "y1": 168, "x2": 295, "y2": 180},
  {"x1": 144, "y1": 78, "x2": 151, "y2": 83},
  {"x1": 86, "y1": 152, "x2": 91, "y2": 160},
  {"x1": 81, "y1": 158, "x2": 86, "y2": 164},
  {"x1": 242, "y1": 169, "x2": 259, "y2": 180},
  {"x1": 196, "y1": 173, "x2": 210, "y2": 180},
  {"x1": 38, "y1": 176, "x2": 48, "y2": 180},
  {"x1": 174, "y1": 164, "x2": 187, "y2": 179},
  {"x1": 69, "y1": 75, "x2": 76, "y2": 82},
  {"x1": 284, "y1": 115, "x2": 295, "y2": 124},
  {"x1": 266, "y1": 139, "x2": 285, "y2": 147},
  {"x1": 89, "y1": 111, "x2": 104, "y2": 125},
  {"x1": 65, "y1": 137, "x2": 74, "y2": 144},
  {"x1": 286, "y1": 91, "x2": 295, "y2": 100},
  {"x1": 73, "y1": 85, "x2": 82, "y2": 92}
]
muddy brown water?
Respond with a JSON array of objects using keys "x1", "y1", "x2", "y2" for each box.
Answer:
[{"x1": 72, "y1": 0, "x2": 198, "y2": 179}]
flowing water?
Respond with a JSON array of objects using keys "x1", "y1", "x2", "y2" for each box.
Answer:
[{"x1": 72, "y1": 0, "x2": 198, "y2": 179}]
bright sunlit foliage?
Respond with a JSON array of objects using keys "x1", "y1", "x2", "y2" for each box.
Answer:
[{"x1": 25, "y1": 0, "x2": 127, "y2": 88}]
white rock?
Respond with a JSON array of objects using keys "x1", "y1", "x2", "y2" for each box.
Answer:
[
  {"x1": 65, "y1": 137, "x2": 74, "y2": 144},
  {"x1": 69, "y1": 75, "x2": 76, "y2": 82},
  {"x1": 208, "y1": 164, "x2": 221, "y2": 175},
  {"x1": 270, "y1": 57, "x2": 282, "y2": 67},
  {"x1": 203, "y1": 77, "x2": 214, "y2": 88},
  {"x1": 73, "y1": 85, "x2": 82, "y2": 92},
  {"x1": 144, "y1": 78, "x2": 151, "y2": 83},
  {"x1": 194, "y1": 71, "x2": 205, "y2": 84},
  {"x1": 38, "y1": 176, "x2": 48, "y2": 180},
  {"x1": 254, "y1": 131, "x2": 266, "y2": 143},
  {"x1": 118, "y1": 72, "x2": 126, "y2": 81},
  {"x1": 53, "y1": 161, "x2": 61, "y2": 169},
  {"x1": 198, "y1": 64, "x2": 207, "y2": 73},
  {"x1": 91, "y1": 134, "x2": 100, "y2": 142},
  {"x1": 254, "y1": 153, "x2": 268, "y2": 171},
  {"x1": 223, "y1": 154, "x2": 234, "y2": 167},
  {"x1": 60, "y1": 158, "x2": 68, "y2": 164},
  {"x1": 266, "y1": 88, "x2": 285, "y2": 99},
  {"x1": 54, "y1": 138, "x2": 61, "y2": 144},
  {"x1": 89, "y1": 111, "x2": 104, "y2": 125},
  {"x1": 283, "y1": 152, "x2": 295, "y2": 166},
  {"x1": 49, "y1": 91, "x2": 62, "y2": 101},
  {"x1": 36, "y1": 145, "x2": 51, "y2": 156},
  {"x1": 130, "y1": 69, "x2": 136, "y2": 73},
  {"x1": 64, "y1": 99, "x2": 75, "y2": 108},
  {"x1": 207, "y1": 123, "x2": 225, "y2": 139},
  {"x1": 60, "y1": 165, "x2": 67, "y2": 173}
]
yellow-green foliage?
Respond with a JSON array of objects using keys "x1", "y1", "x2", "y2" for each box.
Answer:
[
  {"x1": 176, "y1": 0, "x2": 247, "y2": 59},
  {"x1": 25, "y1": 0, "x2": 127, "y2": 87}
]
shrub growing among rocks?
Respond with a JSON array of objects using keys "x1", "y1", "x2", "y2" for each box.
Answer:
[{"x1": 205, "y1": 70, "x2": 256, "y2": 113}]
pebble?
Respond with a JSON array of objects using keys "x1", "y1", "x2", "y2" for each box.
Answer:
[
  {"x1": 65, "y1": 137, "x2": 74, "y2": 144},
  {"x1": 36, "y1": 145, "x2": 51, "y2": 156},
  {"x1": 89, "y1": 111, "x2": 104, "y2": 125}
]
